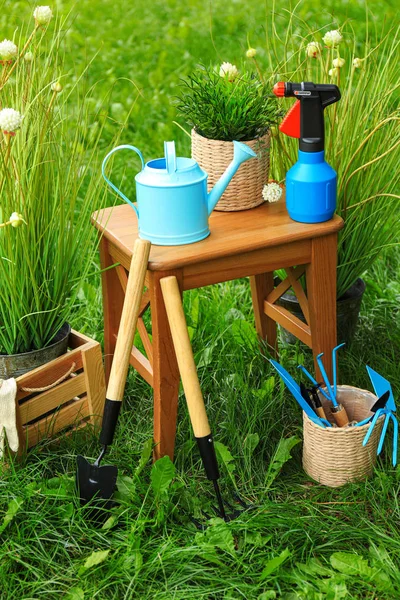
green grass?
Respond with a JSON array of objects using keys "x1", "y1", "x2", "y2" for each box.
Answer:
[{"x1": 1, "y1": 0, "x2": 400, "y2": 598}]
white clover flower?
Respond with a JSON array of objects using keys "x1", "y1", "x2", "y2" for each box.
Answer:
[
  {"x1": 24, "y1": 51, "x2": 34, "y2": 62},
  {"x1": 262, "y1": 181, "x2": 283, "y2": 203},
  {"x1": 219, "y1": 62, "x2": 239, "y2": 82},
  {"x1": 0, "y1": 108, "x2": 23, "y2": 133},
  {"x1": 9, "y1": 212, "x2": 25, "y2": 228},
  {"x1": 51, "y1": 81, "x2": 63, "y2": 93},
  {"x1": 246, "y1": 47, "x2": 257, "y2": 58},
  {"x1": 332, "y1": 57, "x2": 345, "y2": 68},
  {"x1": 329, "y1": 67, "x2": 340, "y2": 77},
  {"x1": 0, "y1": 39, "x2": 18, "y2": 62},
  {"x1": 306, "y1": 41, "x2": 321, "y2": 59},
  {"x1": 33, "y1": 6, "x2": 53, "y2": 26},
  {"x1": 353, "y1": 57, "x2": 362, "y2": 68},
  {"x1": 323, "y1": 30, "x2": 343, "y2": 48}
]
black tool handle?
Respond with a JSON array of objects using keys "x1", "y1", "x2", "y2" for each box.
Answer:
[
  {"x1": 99, "y1": 399, "x2": 122, "y2": 446},
  {"x1": 196, "y1": 434, "x2": 220, "y2": 481}
]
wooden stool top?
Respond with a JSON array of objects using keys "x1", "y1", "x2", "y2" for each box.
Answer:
[{"x1": 92, "y1": 200, "x2": 343, "y2": 271}]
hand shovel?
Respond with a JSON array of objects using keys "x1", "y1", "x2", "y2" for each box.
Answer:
[{"x1": 76, "y1": 238, "x2": 151, "y2": 516}]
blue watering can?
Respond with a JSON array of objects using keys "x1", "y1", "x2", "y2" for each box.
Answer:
[{"x1": 102, "y1": 140, "x2": 257, "y2": 246}]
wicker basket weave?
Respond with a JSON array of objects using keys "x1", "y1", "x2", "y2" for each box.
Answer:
[
  {"x1": 191, "y1": 128, "x2": 270, "y2": 212},
  {"x1": 303, "y1": 385, "x2": 384, "y2": 488}
]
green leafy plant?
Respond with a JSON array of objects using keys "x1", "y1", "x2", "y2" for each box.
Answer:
[
  {"x1": 175, "y1": 64, "x2": 281, "y2": 141},
  {"x1": 267, "y1": 17, "x2": 400, "y2": 297},
  {"x1": 0, "y1": 10, "x2": 127, "y2": 355}
]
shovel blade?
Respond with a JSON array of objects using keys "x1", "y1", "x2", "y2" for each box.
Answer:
[{"x1": 76, "y1": 454, "x2": 118, "y2": 509}]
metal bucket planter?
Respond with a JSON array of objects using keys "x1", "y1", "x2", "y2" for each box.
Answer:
[
  {"x1": 278, "y1": 278, "x2": 366, "y2": 346},
  {"x1": 0, "y1": 323, "x2": 71, "y2": 379}
]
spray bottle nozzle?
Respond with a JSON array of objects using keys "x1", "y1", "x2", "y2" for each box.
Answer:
[
  {"x1": 273, "y1": 81, "x2": 341, "y2": 152},
  {"x1": 272, "y1": 82, "x2": 286, "y2": 97}
]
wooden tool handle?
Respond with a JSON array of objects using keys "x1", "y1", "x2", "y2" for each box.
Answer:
[
  {"x1": 315, "y1": 406, "x2": 328, "y2": 420},
  {"x1": 332, "y1": 404, "x2": 350, "y2": 427},
  {"x1": 160, "y1": 276, "x2": 211, "y2": 438},
  {"x1": 106, "y1": 239, "x2": 151, "y2": 401}
]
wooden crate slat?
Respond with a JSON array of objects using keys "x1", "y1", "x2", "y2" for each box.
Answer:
[
  {"x1": 69, "y1": 329, "x2": 96, "y2": 348},
  {"x1": 16, "y1": 347, "x2": 84, "y2": 403},
  {"x1": 82, "y1": 343, "x2": 106, "y2": 426},
  {"x1": 25, "y1": 396, "x2": 90, "y2": 448},
  {"x1": 19, "y1": 372, "x2": 87, "y2": 425}
]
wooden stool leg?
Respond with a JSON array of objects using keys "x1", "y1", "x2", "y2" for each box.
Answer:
[
  {"x1": 149, "y1": 270, "x2": 182, "y2": 461},
  {"x1": 306, "y1": 233, "x2": 338, "y2": 382},
  {"x1": 250, "y1": 273, "x2": 277, "y2": 355},
  {"x1": 99, "y1": 238, "x2": 125, "y2": 382}
]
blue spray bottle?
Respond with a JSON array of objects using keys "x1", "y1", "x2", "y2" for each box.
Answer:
[{"x1": 273, "y1": 81, "x2": 341, "y2": 224}]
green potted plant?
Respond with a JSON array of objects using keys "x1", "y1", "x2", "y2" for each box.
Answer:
[
  {"x1": 0, "y1": 7, "x2": 124, "y2": 377},
  {"x1": 267, "y1": 20, "x2": 400, "y2": 343},
  {"x1": 176, "y1": 63, "x2": 281, "y2": 212}
]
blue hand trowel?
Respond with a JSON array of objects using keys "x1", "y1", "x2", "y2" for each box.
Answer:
[{"x1": 270, "y1": 360, "x2": 332, "y2": 428}]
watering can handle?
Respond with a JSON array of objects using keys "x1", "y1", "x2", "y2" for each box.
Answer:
[
  {"x1": 102, "y1": 145, "x2": 145, "y2": 217},
  {"x1": 164, "y1": 141, "x2": 177, "y2": 175}
]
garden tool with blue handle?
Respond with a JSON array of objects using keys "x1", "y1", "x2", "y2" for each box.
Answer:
[
  {"x1": 355, "y1": 391, "x2": 390, "y2": 427},
  {"x1": 297, "y1": 343, "x2": 348, "y2": 427},
  {"x1": 360, "y1": 366, "x2": 398, "y2": 466},
  {"x1": 316, "y1": 349, "x2": 349, "y2": 427},
  {"x1": 270, "y1": 360, "x2": 331, "y2": 428},
  {"x1": 160, "y1": 275, "x2": 249, "y2": 524},
  {"x1": 76, "y1": 238, "x2": 151, "y2": 521}
]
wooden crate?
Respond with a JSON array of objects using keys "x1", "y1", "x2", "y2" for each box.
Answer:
[{"x1": 15, "y1": 330, "x2": 106, "y2": 451}]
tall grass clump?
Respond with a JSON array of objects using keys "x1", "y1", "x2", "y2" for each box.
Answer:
[
  {"x1": 176, "y1": 63, "x2": 281, "y2": 141},
  {"x1": 0, "y1": 8, "x2": 127, "y2": 355},
  {"x1": 265, "y1": 13, "x2": 400, "y2": 297}
]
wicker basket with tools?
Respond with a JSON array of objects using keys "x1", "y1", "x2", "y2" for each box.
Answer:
[{"x1": 303, "y1": 385, "x2": 384, "y2": 487}]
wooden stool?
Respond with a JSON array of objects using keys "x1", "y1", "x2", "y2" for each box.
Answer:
[{"x1": 92, "y1": 199, "x2": 344, "y2": 460}]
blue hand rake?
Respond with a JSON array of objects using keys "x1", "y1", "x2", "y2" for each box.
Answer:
[{"x1": 360, "y1": 366, "x2": 398, "y2": 467}]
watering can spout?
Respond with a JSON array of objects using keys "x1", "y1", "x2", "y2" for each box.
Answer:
[{"x1": 207, "y1": 141, "x2": 257, "y2": 214}]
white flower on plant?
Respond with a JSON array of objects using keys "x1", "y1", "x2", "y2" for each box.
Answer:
[
  {"x1": 0, "y1": 39, "x2": 18, "y2": 62},
  {"x1": 33, "y1": 5, "x2": 53, "y2": 26},
  {"x1": 24, "y1": 51, "x2": 34, "y2": 62},
  {"x1": 246, "y1": 47, "x2": 257, "y2": 58},
  {"x1": 51, "y1": 81, "x2": 62, "y2": 93},
  {"x1": 323, "y1": 30, "x2": 342, "y2": 48},
  {"x1": 306, "y1": 41, "x2": 321, "y2": 59},
  {"x1": 0, "y1": 108, "x2": 23, "y2": 133},
  {"x1": 332, "y1": 57, "x2": 345, "y2": 68},
  {"x1": 219, "y1": 62, "x2": 239, "y2": 81},
  {"x1": 9, "y1": 212, "x2": 25, "y2": 228},
  {"x1": 353, "y1": 57, "x2": 362, "y2": 68},
  {"x1": 262, "y1": 181, "x2": 283, "y2": 203},
  {"x1": 329, "y1": 67, "x2": 340, "y2": 77}
]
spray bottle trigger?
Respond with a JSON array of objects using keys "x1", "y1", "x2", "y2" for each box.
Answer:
[{"x1": 279, "y1": 100, "x2": 301, "y2": 138}]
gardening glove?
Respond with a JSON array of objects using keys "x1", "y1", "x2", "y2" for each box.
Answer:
[{"x1": 0, "y1": 378, "x2": 19, "y2": 458}]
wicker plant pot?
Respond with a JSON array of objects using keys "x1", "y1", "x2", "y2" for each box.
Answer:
[
  {"x1": 303, "y1": 385, "x2": 384, "y2": 488},
  {"x1": 191, "y1": 128, "x2": 270, "y2": 212}
]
